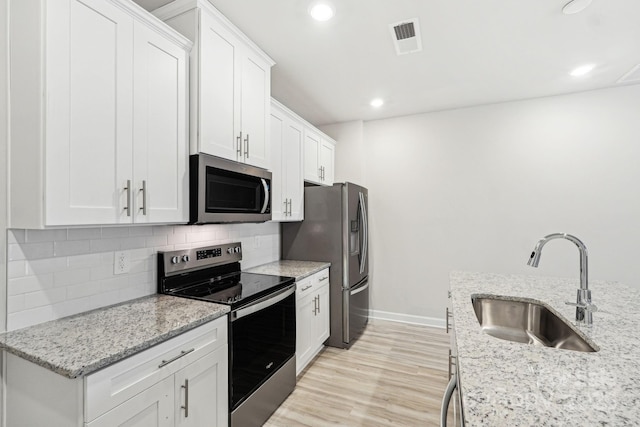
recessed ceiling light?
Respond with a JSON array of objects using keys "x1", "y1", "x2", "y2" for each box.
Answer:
[
  {"x1": 309, "y1": 2, "x2": 335, "y2": 22},
  {"x1": 562, "y1": 0, "x2": 593, "y2": 15},
  {"x1": 570, "y1": 64, "x2": 595, "y2": 77},
  {"x1": 370, "y1": 98, "x2": 384, "y2": 108}
]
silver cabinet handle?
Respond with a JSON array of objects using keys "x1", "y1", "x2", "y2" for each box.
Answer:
[
  {"x1": 244, "y1": 133, "x2": 250, "y2": 158},
  {"x1": 124, "y1": 180, "x2": 131, "y2": 216},
  {"x1": 287, "y1": 198, "x2": 292, "y2": 216},
  {"x1": 301, "y1": 284, "x2": 312, "y2": 292},
  {"x1": 318, "y1": 166, "x2": 322, "y2": 180},
  {"x1": 446, "y1": 307, "x2": 450, "y2": 334},
  {"x1": 181, "y1": 379, "x2": 189, "y2": 418},
  {"x1": 284, "y1": 200, "x2": 289, "y2": 216},
  {"x1": 319, "y1": 275, "x2": 328, "y2": 282},
  {"x1": 316, "y1": 294, "x2": 320, "y2": 314},
  {"x1": 237, "y1": 131, "x2": 243, "y2": 157},
  {"x1": 139, "y1": 180, "x2": 147, "y2": 215},
  {"x1": 158, "y1": 348, "x2": 194, "y2": 368}
]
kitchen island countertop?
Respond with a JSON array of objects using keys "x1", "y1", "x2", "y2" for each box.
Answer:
[
  {"x1": 247, "y1": 260, "x2": 330, "y2": 281},
  {"x1": 451, "y1": 270, "x2": 640, "y2": 426},
  {"x1": 0, "y1": 294, "x2": 229, "y2": 378}
]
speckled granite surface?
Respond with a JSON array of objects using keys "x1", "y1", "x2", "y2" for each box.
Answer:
[
  {"x1": 0, "y1": 295, "x2": 229, "y2": 379},
  {"x1": 246, "y1": 260, "x2": 330, "y2": 281},
  {"x1": 450, "y1": 271, "x2": 640, "y2": 426}
]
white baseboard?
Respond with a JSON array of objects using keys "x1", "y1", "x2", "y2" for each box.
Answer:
[{"x1": 369, "y1": 309, "x2": 446, "y2": 329}]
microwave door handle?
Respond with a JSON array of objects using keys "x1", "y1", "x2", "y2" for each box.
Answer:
[{"x1": 260, "y1": 178, "x2": 270, "y2": 214}]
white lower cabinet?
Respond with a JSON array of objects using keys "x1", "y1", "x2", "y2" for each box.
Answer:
[
  {"x1": 296, "y1": 269, "x2": 331, "y2": 375},
  {"x1": 6, "y1": 317, "x2": 228, "y2": 427}
]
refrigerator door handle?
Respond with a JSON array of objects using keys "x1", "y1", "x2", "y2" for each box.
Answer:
[
  {"x1": 440, "y1": 373, "x2": 458, "y2": 427},
  {"x1": 350, "y1": 281, "x2": 369, "y2": 296},
  {"x1": 358, "y1": 192, "x2": 368, "y2": 274}
]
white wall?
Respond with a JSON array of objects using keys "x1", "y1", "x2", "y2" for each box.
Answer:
[
  {"x1": 334, "y1": 85, "x2": 640, "y2": 325},
  {"x1": 6, "y1": 223, "x2": 280, "y2": 331},
  {"x1": 1, "y1": 0, "x2": 7, "y2": 423}
]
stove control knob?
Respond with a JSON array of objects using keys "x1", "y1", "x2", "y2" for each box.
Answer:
[
  {"x1": 234, "y1": 247, "x2": 241, "y2": 253},
  {"x1": 227, "y1": 248, "x2": 234, "y2": 254},
  {"x1": 182, "y1": 255, "x2": 190, "y2": 263},
  {"x1": 171, "y1": 256, "x2": 179, "y2": 264}
]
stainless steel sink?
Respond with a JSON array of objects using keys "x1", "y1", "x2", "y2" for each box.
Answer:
[{"x1": 471, "y1": 295, "x2": 598, "y2": 352}]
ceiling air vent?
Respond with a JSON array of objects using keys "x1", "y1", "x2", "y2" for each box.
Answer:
[
  {"x1": 617, "y1": 64, "x2": 640, "y2": 84},
  {"x1": 389, "y1": 18, "x2": 422, "y2": 56}
]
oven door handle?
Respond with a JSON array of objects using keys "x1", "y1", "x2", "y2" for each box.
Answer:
[
  {"x1": 231, "y1": 284, "x2": 295, "y2": 322},
  {"x1": 260, "y1": 178, "x2": 270, "y2": 214}
]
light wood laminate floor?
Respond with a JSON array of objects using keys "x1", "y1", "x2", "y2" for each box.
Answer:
[{"x1": 264, "y1": 319, "x2": 450, "y2": 426}]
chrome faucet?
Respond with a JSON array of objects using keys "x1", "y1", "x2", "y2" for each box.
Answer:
[{"x1": 527, "y1": 233, "x2": 597, "y2": 325}]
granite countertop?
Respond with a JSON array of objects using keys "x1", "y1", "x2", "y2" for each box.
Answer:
[
  {"x1": 246, "y1": 260, "x2": 330, "y2": 281},
  {"x1": 0, "y1": 295, "x2": 229, "y2": 379},
  {"x1": 450, "y1": 271, "x2": 640, "y2": 426}
]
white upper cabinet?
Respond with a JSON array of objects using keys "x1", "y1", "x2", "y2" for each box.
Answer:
[
  {"x1": 9, "y1": 0, "x2": 191, "y2": 228},
  {"x1": 304, "y1": 127, "x2": 336, "y2": 186},
  {"x1": 271, "y1": 100, "x2": 304, "y2": 222},
  {"x1": 155, "y1": 0, "x2": 274, "y2": 169}
]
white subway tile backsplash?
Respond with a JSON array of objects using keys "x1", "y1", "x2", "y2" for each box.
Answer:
[
  {"x1": 8, "y1": 242, "x2": 54, "y2": 261},
  {"x1": 90, "y1": 238, "x2": 121, "y2": 253},
  {"x1": 7, "y1": 260, "x2": 27, "y2": 279},
  {"x1": 8, "y1": 229, "x2": 26, "y2": 244},
  {"x1": 54, "y1": 240, "x2": 91, "y2": 257},
  {"x1": 26, "y1": 257, "x2": 68, "y2": 275},
  {"x1": 8, "y1": 306, "x2": 55, "y2": 331},
  {"x1": 101, "y1": 227, "x2": 131, "y2": 238},
  {"x1": 67, "y1": 227, "x2": 102, "y2": 240},
  {"x1": 99, "y1": 276, "x2": 130, "y2": 291},
  {"x1": 67, "y1": 253, "x2": 102, "y2": 269},
  {"x1": 53, "y1": 268, "x2": 92, "y2": 288},
  {"x1": 66, "y1": 281, "x2": 102, "y2": 300},
  {"x1": 8, "y1": 275, "x2": 54, "y2": 296},
  {"x1": 8, "y1": 295, "x2": 25, "y2": 314},
  {"x1": 130, "y1": 226, "x2": 154, "y2": 237},
  {"x1": 6, "y1": 223, "x2": 281, "y2": 330},
  {"x1": 24, "y1": 288, "x2": 67, "y2": 310},
  {"x1": 145, "y1": 235, "x2": 168, "y2": 248},
  {"x1": 120, "y1": 237, "x2": 147, "y2": 250},
  {"x1": 25, "y1": 229, "x2": 67, "y2": 243}
]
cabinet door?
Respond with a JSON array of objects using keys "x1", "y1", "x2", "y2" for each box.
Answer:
[
  {"x1": 133, "y1": 22, "x2": 189, "y2": 224},
  {"x1": 175, "y1": 346, "x2": 229, "y2": 427},
  {"x1": 303, "y1": 130, "x2": 321, "y2": 184},
  {"x1": 46, "y1": 0, "x2": 134, "y2": 225},
  {"x1": 199, "y1": 10, "x2": 240, "y2": 161},
  {"x1": 284, "y1": 120, "x2": 304, "y2": 220},
  {"x1": 296, "y1": 290, "x2": 316, "y2": 375},
  {"x1": 87, "y1": 376, "x2": 174, "y2": 427},
  {"x1": 270, "y1": 112, "x2": 286, "y2": 220},
  {"x1": 315, "y1": 281, "x2": 331, "y2": 346},
  {"x1": 320, "y1": 139, "x2": 335, "y2": 186},
  {"x1": 239, "y1": 53, "x2": 270, "y2": 169}
]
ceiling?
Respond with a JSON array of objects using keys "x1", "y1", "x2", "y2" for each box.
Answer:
[{"x1": 135, "y1": 0, "x2": 640, "y2": 126}]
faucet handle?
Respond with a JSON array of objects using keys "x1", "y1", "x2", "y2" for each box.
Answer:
[{"x1": 565, "y1": 301, "x2": 598, "y2": 313}]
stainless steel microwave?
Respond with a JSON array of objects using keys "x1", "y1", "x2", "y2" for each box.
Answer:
[{"x1": 190, "y1": 154, "x2": 271, "y2": 224}]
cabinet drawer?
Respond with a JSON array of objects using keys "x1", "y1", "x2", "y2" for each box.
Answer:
[
  {"x1": 85, "y1": 316, "x2": 227, "y2": 422},
  {"x1": 315, "y1": 269, "x2": 329, "y2": 286},
  {"x1": 296, "y1": 276, "x2": 314, "y2": 300}
]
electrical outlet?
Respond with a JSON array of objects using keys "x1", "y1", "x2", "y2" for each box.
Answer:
[{"x1": 114, "y1": 251, "x2": 130, "y2": 275}]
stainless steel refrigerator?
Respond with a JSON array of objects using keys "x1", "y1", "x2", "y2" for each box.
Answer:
[{"x1": 281, "y1": 182, "x2": 369, "y2": 349}]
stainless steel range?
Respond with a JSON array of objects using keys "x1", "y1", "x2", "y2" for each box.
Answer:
[{"x1": 158, "y1": 242, "x2": 296, "y2": 427}]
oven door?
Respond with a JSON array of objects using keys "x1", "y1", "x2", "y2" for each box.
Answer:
[
  {"x1": 191, "y1": 154, "x2": 271, "y2": 224},
  {"x1": 229, "y1": 284, "x2": 296, "y2": 410}
]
